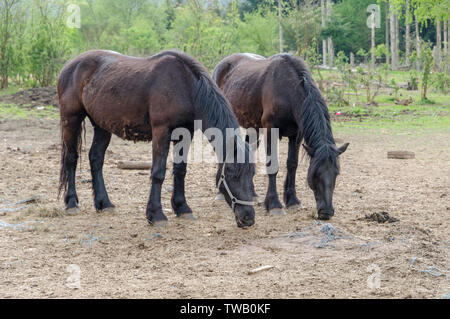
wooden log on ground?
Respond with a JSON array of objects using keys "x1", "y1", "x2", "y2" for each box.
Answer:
[
  {"x1": 117, "y1": 161, "x2": 152, "y2": 170},
  {"x1": 387, "y1": 151, "x2": 415, "y2": 159}
]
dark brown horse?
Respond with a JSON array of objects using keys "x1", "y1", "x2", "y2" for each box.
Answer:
[
  {"x1": 58, "y1": 50, "x2": 255, "y2": 228},
  {"x1": 213, "y1": 53, "x2": 349, "y2": 220}
]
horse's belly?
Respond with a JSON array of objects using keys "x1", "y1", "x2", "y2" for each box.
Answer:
[
  {"x1": 82, "y1": 84, "x2": 153, "y2": 142},
  {"x1": 93, "y1": 113, "x2": 153, "y2": 142},
  {"x1": 83, "y1": 100, "x2": 153, "y2": 142}
]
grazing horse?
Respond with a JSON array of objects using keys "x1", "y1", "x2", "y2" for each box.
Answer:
[
  {"x1": 57, "y1": 50, "x2": 255, "y2": 228},
  {"x1": 213, "y1": 53, "x2": 349, "y2": 220}
]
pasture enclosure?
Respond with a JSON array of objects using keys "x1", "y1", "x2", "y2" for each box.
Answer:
[{"x1": 0, "y1": 115, "x2": 448, "y2": 298}]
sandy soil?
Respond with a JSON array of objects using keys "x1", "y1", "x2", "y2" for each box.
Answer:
[{"x1": 0, "y1": 117, "x2": 449, "y2": 299}]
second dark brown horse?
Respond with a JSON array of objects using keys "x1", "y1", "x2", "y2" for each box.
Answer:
[{"x1": 213, "y1": 53, "x2": 349, "y2": 220}]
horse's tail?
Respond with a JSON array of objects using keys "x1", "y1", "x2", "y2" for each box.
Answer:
[
  {"x1": 280, "y1": 55, "x2": 332, "y2": 147},
  {"x1": 57, "y1": 61, "x2": 86, "y2": 199},
  {"x1": 58, "y1": 121, "x2": 85, "y2": 199}
]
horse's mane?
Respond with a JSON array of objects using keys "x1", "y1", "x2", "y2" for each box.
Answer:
[
  {"x1": 155, "y1": 51, "x2": 253, "y2": 177},
  {"x1": 155, "y1": 50, "x2": 240, "y2": 135},
  {"x1": 276, "y1": 54, "x2": 339, "y2": 176}
]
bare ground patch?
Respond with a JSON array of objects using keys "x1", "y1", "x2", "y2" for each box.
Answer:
[{"x1": 0, "y1": 118, "x2": 449, "y2": 298}]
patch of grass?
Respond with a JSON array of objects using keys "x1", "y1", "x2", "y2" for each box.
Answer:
[
  {"x1": 417, "y1": 98, "x2": 436, "y2": 105},
  {"x1": 0, "y1": 85, "x2": 22, "y2": 97},
  {"x1": 332, "y1": 109, "x2": 450, "y2": 135},
  {"x1": 329, "y1": 89, "x2": 450, "y2": 135},
  {"x1": 0, "y1": 104, "x2": 59, "y2": 119}
]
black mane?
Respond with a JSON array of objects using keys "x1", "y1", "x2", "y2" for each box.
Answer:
[{"x1": 278, "y1": 54, "x2": 339, "y2": 177}]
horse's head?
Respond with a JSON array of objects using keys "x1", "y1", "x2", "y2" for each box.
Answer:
[
  {"x1": 304, "y1": 143, "x2": 349, "y2": 220},
  {"x1": 216, "y1": 145, "x2": 256, "y2": 228}
]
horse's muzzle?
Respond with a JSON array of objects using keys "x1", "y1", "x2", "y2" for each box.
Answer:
[
  {"x1": 318, "y1": 208, "x2": 335, "y2": 220},
  {"x1": 236, "y1": 217, "x2": 255, "y2": 228}
]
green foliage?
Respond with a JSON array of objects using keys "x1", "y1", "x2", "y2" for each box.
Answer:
[
  {"x1": 431, "y1": 72, "x2": 449, "y2": 94},
  {"x1": 407, "y1": 69, "x2": 419, "y2": 90},
  {"x1": 0, "y1": 0, "x2": 447, "y2": 90},
  {"x1": 420, "y1": 43, "x2": 434, "y2": 101},
  {"x1": 323, "y1": 0, "x2": 385, "y2": 57}
]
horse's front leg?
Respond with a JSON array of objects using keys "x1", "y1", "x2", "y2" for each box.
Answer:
[
  {"x1": 284, "y1": 135, "x2": 301, "y2": 210},
  {"x1": 264, "y1": 128, "x2": 286, "y2": 216},
  {"x1": 146, "y1": 126, "x2": 171, "y2": 227},
  {"x1": 246, "y1": 131, "x2": 261, "y2": 204},
  {"x1": 171, "y1": 138, "x2": 196, "y2": 220}
]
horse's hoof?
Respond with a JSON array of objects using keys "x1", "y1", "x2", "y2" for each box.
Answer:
[
  {"x1": 178, "y1": 213, "x2": 198, "y2": 221},
  {"x1": 101, "y1": 207, "x2": 116, "y2": 213},
  {"x1": 286, "y1": 204, "x2": 302, "y2": 211},
  {"x1": 151, "y1": 220, "x2": 169, "y2": 228},
  {"x1": 269, "y1": 208, "x2": 287, "y2": 216},
  {"x1": 215, "y1": 193, "x2": 225, "y2": 201},
  {"x1": 65, "y1": 207, "x2": 80, "y2": 215}
]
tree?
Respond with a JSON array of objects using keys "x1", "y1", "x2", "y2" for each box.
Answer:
[
  {"x1": 389, "y1": 3, "x2": 399, "y2": 69},
  {"x1": 278, "y1": 0, "x2": 283, "y2": 53},
  {"x1": 405, "y1": 0, "x2": 411, "y2": 65},
  {"x1": 0, "y1": 0, "x2": 21, "y2": 88},
  {"x1": 410, "y1": 0, "x2": 450, "y2": 71},
  {"x1": 321, "y1": 0, "x2": 327, "y2": 65},
  {"x1": 370, "y1": 5, "x2": 376, "y2": 69},
  {"x1": 326, "y1": 0, "x2": 333, "y2": 66}
]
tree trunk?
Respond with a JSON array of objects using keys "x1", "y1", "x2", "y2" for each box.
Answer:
[
  {"x1": 390, "y1": 9, "x2": 397, "y2": 69},
  {"x1": 326, "y1": 0, "x2": 333, "y2": 66},
  {"x1": 278, "y1": 1, "x2": 283, "y2": 53},
  {"x1": 385, "y1": 1, "x2": 390, "y2": 65},
  {"x1": 444, "y1": 20, "x2": 448, "y2": 62},
  {"x1": 328, "y1": 38, "x2": 334, "y2": 67},
  {"x1": 371, "y1": 11, "x2": 376, "y2": 69},
  {"x1": 436, "y1": 20, "x2": 442, "y2": 71},
  {"x1": 447, "y1": 19, "x2": 449, "y2": 72},
  {"x1": 415, "y1": 16, "x2": 421, "y2": 70},
  {"x1": 321, "y1": 0, "x2": 327, "y2": 66},
  {"x1": 0, "y1": 2, "x2": 11, "y2": 89},
  {"x1": 395, "y1": 12, "x2": 399, "y2": 66},
  {"x1": 405, "y1": 0, "x2": 411, "y2": 66}
]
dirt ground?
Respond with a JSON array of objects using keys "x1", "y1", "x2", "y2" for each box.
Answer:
[
  {"x1": 0, "y1": 87, "x2": 58, "y2": 109},
  {"x1": 0, "y1": 117, "x2": 449, "y2": 299}
]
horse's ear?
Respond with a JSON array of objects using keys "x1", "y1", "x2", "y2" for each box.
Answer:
[
  {"x1": 337, "y1": 143, "x2": 350, "y2": 155},
  {"x1": 302, "y1": 144, "x2": 315, "y2": 157}
]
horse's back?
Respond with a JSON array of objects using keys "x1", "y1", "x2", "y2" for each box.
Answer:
[
  {"x1": 215, "y1": 53, "x2": 306, "y2": 133},
  {"x1": 58, "y1": 50, "x2": 196, "y2": 142}
]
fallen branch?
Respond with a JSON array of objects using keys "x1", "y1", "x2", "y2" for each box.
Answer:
[
  {"x1": 117, "y1": 161, "x2": 152, "y2": 170},
  {"x1": 387, "y1": 151, "x2": 415, "y2": 159}
]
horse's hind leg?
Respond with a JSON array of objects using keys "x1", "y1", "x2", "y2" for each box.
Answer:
[
  {"x1": 171, "y1": 138, "x2": 196, "y2": 220},
  {"x1": 284, "y1": 135, "x2": 301, "y2": 210},
  {"x1": 89, "y1": 124, "x2": 114, "y2": 212},
  {"x1": 60, "y1": 107, "x2": 86, "y2": 214},
  {"x1": 146, "y1": 126, "x2": 171, "y2": 226}
]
